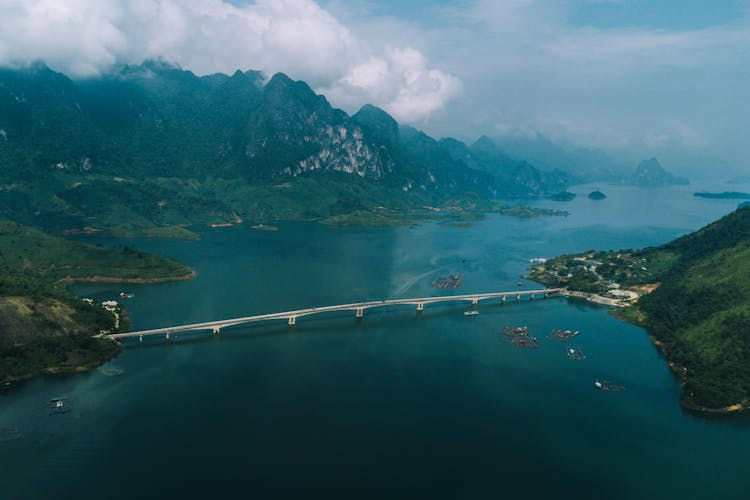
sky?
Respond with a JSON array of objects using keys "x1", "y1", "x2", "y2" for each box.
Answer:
[{"x1": 0, "y1": 0, "x2": 748, "y2": 173}]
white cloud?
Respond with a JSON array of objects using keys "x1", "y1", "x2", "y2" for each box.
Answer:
[
  {"x1": 0, "y1": 0, "x2": 459, "y2": 121},
  {"x1": 320, "y1": 47, "x2": 461, "y2": 122}
]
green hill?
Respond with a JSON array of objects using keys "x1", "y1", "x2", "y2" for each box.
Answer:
[
  {"x1": 635, "y1": 206, "x2": 750, "y2": 410},
  {"x1": 0, "y1": 62, "x2": 569, "y2": 236},
  {"x1": 0, "y1": 219, "x2": 194, "y2": 383},
  {"x1": 530, "y1": 206, "x2": 750, "y2": 411}
]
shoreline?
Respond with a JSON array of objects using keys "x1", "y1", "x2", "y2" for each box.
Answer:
[
  {"x1": 57, "y1": 269, "x2": 197, "y2": 285},
  {"x1": 2, "y1": 350, "x2": 122, "y2": 390},
  {"x1": 532, "y1": 282, "x2": 747, "y2": 415},
  {"x1": 564, "y1": 289, "x2": 633, "y2": 307}
]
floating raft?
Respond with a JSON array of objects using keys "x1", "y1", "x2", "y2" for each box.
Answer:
[
  {"x1": 549, "y1": 329, "x2": 579, "y2": 341},
  {"x1": 500, "y1": 326, "x2": 540, "y2": 349},
  {"x1": 567, "y1": 347, "x2": 586, "y2": 360},
  {"x1": 432, "y1": 274, "x2": 465, "y2": 289}
]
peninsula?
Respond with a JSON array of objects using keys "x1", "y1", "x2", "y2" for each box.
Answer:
[
  {"x1": 528, "y1": 206, "x2": 750, "y2": 412},
  {"x1": 0, "y1": 219, "x2": 195, "y2": 385}
]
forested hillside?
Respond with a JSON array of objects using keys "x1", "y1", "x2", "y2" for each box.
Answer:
[
  {"x1": 0, "y1": 61, "x2": 568, "y2": 236},
  {"x1": 0, "y1": 218, "x2": 194, "y2": 382},
  {"x1": 636, "y1": 206, "x2": 750, "y2": 409}
]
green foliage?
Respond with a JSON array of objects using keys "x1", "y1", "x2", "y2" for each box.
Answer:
[
  {"x1": 0, "y1": 218, "x2": 193, "y2": 281},
  {"x1": 0, "y1": 63, "x2": 572, "y2": 237},
  {"x1": 0, "y1": 218, "x2": 194, "y2": 382},
  {"x1": 531, "y1": 206, "x2": 750, "y2": 409},
  {"x1": 0, "y1": 331, "x2": 120, "y2": 380}
]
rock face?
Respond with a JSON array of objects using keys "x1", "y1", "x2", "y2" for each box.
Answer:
[
  {"x1": 0, "y1": 61, "x2": 571, "y2": 230},
  {"x1": 632, "y1": 158, "x2": 689, "y2": 187}
]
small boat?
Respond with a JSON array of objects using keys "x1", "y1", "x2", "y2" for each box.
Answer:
[
  {"x1": 464, "y1": 310, "x2": 480, "y2": 316},
  {"x1": 593, "y1": 379, "x2": 625, "y2": 392},
  {"x1": 48, "y1": 397, "x2": 72, "y2": 415}
]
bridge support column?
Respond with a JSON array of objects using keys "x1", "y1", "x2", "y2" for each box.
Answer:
[
  {"x1": 417, "y1": 303, "x2": 424, "y2": 312},
  {"x1": 139, "y1": 335, "x2": 143, "y2": 343},
  {"x1": 471, "y1": 298, "x2": 478, "y2": 306},
  {"x1": 516, "y1": 294, "x2": 521, "y2": 302},
  {"x1": 501, "y1": 295, "x2": 506, "y2": 304},
  {"x1": 166, "y1": 331, "x2": 170, "y2": 340},
  {"x1": 212, "y1": 326, "x2": 221, "y2": 335},
  {"x1": 530, "y1": 293, "x2": 535, "y2": 301},
  {"x1": 288, "y1": 316, "x2": 296, "y2": 326},
  {"x1": 356, "y1": 308, "x2": 363, "y2": 318}
]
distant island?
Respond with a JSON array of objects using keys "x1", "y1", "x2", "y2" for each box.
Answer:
[
  {"x1": 588, "y1": 190, "x2": 607, "y2": 200},
  {"x1": 694, "y1": 191, "x2": 750, "y2": 199},
  {"x1": 528, "y1": 206, "x2": 750, "y2": 413},
  {"x1": 631, "y1": 158, "x2": 689, "y2": 187},
  {"x1": 321, "y1": 202, "x2": 568, "y2": 226},
  {"x1": 0, "y1": 219, "x2": 194, "y2": 386},
  {"x1": 548, "y1": 191, "x2": 576, "y2": 202}
]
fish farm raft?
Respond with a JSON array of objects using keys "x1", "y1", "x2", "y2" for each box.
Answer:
[{"x1": 432, "y1": 274, "x2": 465, "y2": 288}]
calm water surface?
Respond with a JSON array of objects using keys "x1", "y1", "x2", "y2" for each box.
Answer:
[{"x1": 2, "y1": 183, "x2": 750, "y2": 499}]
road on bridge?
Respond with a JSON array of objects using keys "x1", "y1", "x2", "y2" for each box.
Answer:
[{"x1": 108, "y1": 288, "x2": 563, "y2": 341}]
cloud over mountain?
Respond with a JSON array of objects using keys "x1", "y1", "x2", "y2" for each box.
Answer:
[{"x1": 0, "y1": 0, "x2": 460, "y2": 121}]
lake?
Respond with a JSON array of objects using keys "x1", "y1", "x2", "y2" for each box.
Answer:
[{"x1": 2, "y1": 182, "x2": 750, "y2": 499}]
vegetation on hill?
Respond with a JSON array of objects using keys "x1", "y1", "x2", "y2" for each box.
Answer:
[
  {"x1": 529, "y1": 206, "x2": 750, "y2": 411},
  {"x1": 0, "y1": 219, "x2": 193, "y2": 282},
  {"x1": 0, "y1": 218, "x2": 195, "y2": 383},
  {"x1": 0, "y1": 62, "x2": 571, "y2": 237},
  {"x1": 0, "y1": 263, "x2": 122, "y2": 381}
]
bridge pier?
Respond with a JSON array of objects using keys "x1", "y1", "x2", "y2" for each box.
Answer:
[
  {"x1": 139, "y1": 335, "x2": 143, "y2": 343},
  {"x1": 356, "y1": 308, "x2": 363, "y2": 318},
  {"x1": 501, "y1": 295, "x2": 507, "y2": 304},
  {"x1": 288, "y1": 316, "x2": 296, "y2": 326},
  {"x1": 165, "y1": 331, "x2": 170, "y2": 340},
  {"x1": 212, "y1": 326, "x2": 221, "y2": 334},
  {"x1": 530, "y1": 293, "x2": 535, "y2": 301},
  {"x1": 516, "y1": 294, "x2": 521, "y2": 302},
  {"x1": 417, "y1": 303, "x2": 424, "y2": 312},
  {"x1": 471, "y1": 298, "x2": 478, "y2": 306}
]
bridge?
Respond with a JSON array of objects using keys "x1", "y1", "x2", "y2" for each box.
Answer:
[{"x1": 109, "y1": 288, "x2": 563, "y2": 342}]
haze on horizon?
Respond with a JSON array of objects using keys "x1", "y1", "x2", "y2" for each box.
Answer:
[{"x1": 1, "y1": 0, "x2": 747, "y2": 177}]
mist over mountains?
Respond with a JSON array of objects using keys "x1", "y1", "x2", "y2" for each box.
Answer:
[
  {"x1": 0, "y1": 61, "x2": 570, "y2": 234},
  {"x1": 0, "y1": 60, "x2": 695, "y2": 235}
]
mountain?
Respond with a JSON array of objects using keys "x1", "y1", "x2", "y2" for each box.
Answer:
[
  {"x1": 631, "y1": 158, "x2": 689, "y2": 187},
  {"x1": 493, "y1": 132, "x2": 625, "y2": 182},
  {"x1": 634, "y1": 206, "x2": 750, "y2": 410},
  {"x1": 0, "y1": 62, "x2": 567, "y2": 236}
]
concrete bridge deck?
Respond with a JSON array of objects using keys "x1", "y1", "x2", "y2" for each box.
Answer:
[{"x1": 109, "y1": 288, "x2": 563, "y2": 341}]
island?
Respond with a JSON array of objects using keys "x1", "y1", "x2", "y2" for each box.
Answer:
[
  {"x1": 631, "y1": 158, "x2": 689, "y2": 186},
  {"x1": 547, "y1": 191, "x2": 576, "y2": 202},
  {"x1": 320, "y1": 200, "x2": 568, "y2": 226},
  {"x1": 0, "y1": 219, "x2": 195, "y2": 386},
  {"x1": 588, "y1": 190, "x2": 607, "y2": 200},
  {"x1": 694, "y1": 191, "x2": 750, "y2": 200},
  {"x1": 527, "y1": 205, "x2": 750, "y2": 413}
]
